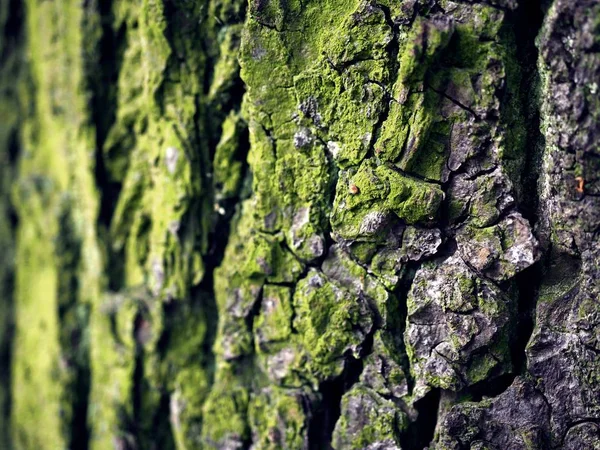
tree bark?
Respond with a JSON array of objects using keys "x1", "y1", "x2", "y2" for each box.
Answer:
[{"x1": 1, "y1": 0, "x2": 599, "y2": 449}]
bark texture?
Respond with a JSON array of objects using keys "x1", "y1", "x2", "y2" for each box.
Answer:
[{"x1": 0, "y1": 0, "x2": 599, "y2": 449}]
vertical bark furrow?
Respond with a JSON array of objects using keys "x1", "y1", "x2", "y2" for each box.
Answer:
[
  {"x1": 0, "y1": 0, "x2": 23, "y2": 446},
  {"x1": 11, "y1": 1, "x2": 104, "y2": 448},
  {"x1": 88, "y1": 0, "x2": 250, "y2": 448}
]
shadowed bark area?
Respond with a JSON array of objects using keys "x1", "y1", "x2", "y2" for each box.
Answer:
[
  {"x1": 1, "y1": 0, "x2": 599, "y2": 449},
  {"x1": 0, "y1": 0, "x2": 23, "y2": 447}
]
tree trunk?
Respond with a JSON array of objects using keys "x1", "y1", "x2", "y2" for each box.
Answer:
[{"x1": 1, "y1": 0, "x2": 599, "y2": 448}]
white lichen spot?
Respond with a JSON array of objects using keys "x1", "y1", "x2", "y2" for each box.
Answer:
[
  {"x1": 503, "y1": 215, "x2": 538, "y2": 272},
  {"x1": 169, "y1": 390, "x2": 183, "y2": 431},
  {"x1": 152, "y1": 257, "x2": 164, "y2": 296},
  {"x1": 292, "y1": 207, "x2": 310, "y2": 229},
  {"x1": 293, "y1": 128, "x2": 314, "y2": 148},
  {"x1": 165, "y1": 146, "x2": 179, "y2": 175},
  {"x1": 267, "y1": 348, "x2": 297, "y2": 380},
  {"x1": 327, "y1": 141, "x2": 341, "y2": 158},
  {"x1": 252, "y1": 46, "x2": 267, "y2": 60},
  {"x1": 362, "y1": 132, "x2": 372, "y2": 147},
  {"x1": 359, "y1": 211, "x2": 388, "y2": 235},
  {"x1": 307, "y1": 235, "x2": 324, "y2": 258},
  {"x1": 263, "y1": 296, "x2": 276, "y2": 313},
  {"x1": 168, "y1": 220, "x2": 180, "y2": 237}
]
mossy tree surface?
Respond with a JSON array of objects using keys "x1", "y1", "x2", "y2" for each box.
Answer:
[{"x1": 1, "y1": 0, "x2": 599, "y2": 449}]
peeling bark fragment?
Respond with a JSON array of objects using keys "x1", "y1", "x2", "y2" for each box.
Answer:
[
  {"x1": 436, "y1": 377, "x2": 551, "y2": 449},
  {"x1": 332, "y1": 384, "x2": 407, "y2": 450},
  {"x1": 457, "y1": 212, "x2": 539, "y2": 281},
  {"x1": 406, "y1": 255, "x2": 513, "y2": 399},
  {"x1": 401, "y1": 227, "x2": 443, "y2": 262},
  {"x1": 248, "y1": 387, "x2": 315, "y2": 450},
  {"x1": 448, "y1": 168, "x2": 515, "y2": 228},
  {"x1": 293, "y1": 269, "x2": 374, "y2": 380},
  {"x1": 360, "y1": 331, "x2": 410, "y2": 402},
  {"x1": 563, "y1": 422, "x2": 600, "y2": 450}
]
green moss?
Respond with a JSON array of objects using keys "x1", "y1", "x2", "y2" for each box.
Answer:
[
  {"x1": 332, "y1": 385, "x2": 407, "y2": 449},
  {"x1": 212, "y1": 201, "x2": 304, "y2": 363},
  {"x1": 398, "y1": 17, "x2": 455, "y2": 87},
  {"x1": 371, "y1": 16, "x2": 454, "y2": 176},
  {"x1": 88, "y1": 291, "x2": 139, "y2": 449},
  {"x1": 247, "y1": 387, "x2": 312, "y2": 449},
  {"x1": 201, "y1": 383, "x2": 250, "y2": 448},
  {"x1": 293, "y1": 63, "x2": 385, "y2": 168},
  {"x1": 466, "y1": 353, "x2": 500, "y2": 385},
  {"x1": 11, "y1": 0, "x2": 105, "y2": 447},
  {"x1": 370, "y1": 247, "x2": 405, "y2": 290},
  {"x1": 107, "y1": 0, "x2": 217, "y2": 301},
  {"x1": 375, "y1": 5, "x2": 513, "y2": 184},
  {"x1": 12, "y1": 224, "x2": 66, "y2": 449},
  {"x1": 321, "y1": 245, "x2": 396, "y2": 326},
  {"x1": 209, "y1": 23, "x2": 244, "y2": 105},
  {"x1": 331, "y1": 159, "x2": 443, "y2": 239},
  {"x1": 213, "y1": 111, "x2": 247, "y2": 202},
  {"x1": 293, "y1": 269, "x2": 373, "y2": 379},
  {"x1": 255, "y1": 285, "x2": 293, "y2": 349}
]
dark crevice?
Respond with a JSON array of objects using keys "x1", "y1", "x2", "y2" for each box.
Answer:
[
  {"x1": 512, "y1": 261, "x2": 543, "y2": 374},
  {"x1": 56, "y1": 207, "x2": 90, "y2": 450},
  {"x1": 185, "y1": 9, "x2": 252, "y2": 443},
  {"x1": 503, "y1": 0, "x2": 545, "y2": 377},
  {"x1": 88, "y1": 0, "x2": 126, "y2": 292},
  {"x1": 91, "y1": 0, "x2": 124, "y2": 226},
  {"x1": 146, "y1": 1, "x2": 252, "y2": 441},
  {"x1": 6, "y1": 124, "x2": 20, "y2": 168},
  {"x1": 151, "y1": 391, "x2": 177, "y2": 450},
  {"x1": 304, "y1": 269, "x2": 382, "y2": 449},
  {"x1": 131, "y1": 312, "x2": 146, "y2": 448},
  {"x1": 69, "y1": 311, "x2": 91, "y2": 450},
  {"x1": 1, "y1": 134, "x2": 21, "y2": 450},
  {"x1": 393, "y1": 261, "x2": 422, "y2": 397},
  {"x1": 194, "y1": 118, "x2": 251, "y2": 415},
  {"x1": 400, "y1": 388, "x2": 441, "y2": 450},
  {"x1": 507, "y1": 0, "x2": 546, "y2": 226},
  {"x1": 246, "y1": 286, "x2": 265, "y2": 336},
  {"x1": 0, "y1": 0, "x2": 23, "y2": 65},
  {"x1": 308, "y1": 355, "x2": 364, "y2": 450},
  {"x1": 427, "y1": 85, "x2": 482, "y2": 120},
  {"x1": 462, "y1": 373, "x2": 516, "y2": 403},
  {"x1": 62, "y1": 3, "x2": 122, "y2": 449},
  {"x1": 1, "y1": 2, "x2": 24, "y2": 445}
]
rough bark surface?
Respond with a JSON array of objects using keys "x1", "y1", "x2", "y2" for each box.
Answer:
[{"x1": 0, "y1": 0, "x2": 598, "y2": 449}]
